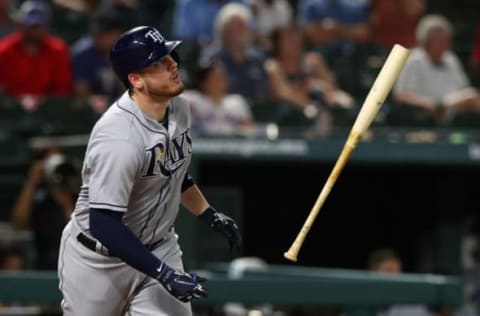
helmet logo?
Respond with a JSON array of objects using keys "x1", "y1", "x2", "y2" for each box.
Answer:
[{"x1": 145, "y1": 29, "x2": 164, "y2": 43}]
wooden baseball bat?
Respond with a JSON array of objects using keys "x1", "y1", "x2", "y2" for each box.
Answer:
[{"x1": 284, "y1": 44, "x2": 410, "y2": 263}]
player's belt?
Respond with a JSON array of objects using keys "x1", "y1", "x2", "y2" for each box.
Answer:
[
  {"x1": 77, "y1": 233, "x2": 112, "y2": 256},
  {"x1": 76, "y1": 228, "x2": 172, "y2": 257}
]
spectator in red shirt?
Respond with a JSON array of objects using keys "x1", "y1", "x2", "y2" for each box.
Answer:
[{"x1": 0, "y1": 0, "x2": 72, "y2": 99}]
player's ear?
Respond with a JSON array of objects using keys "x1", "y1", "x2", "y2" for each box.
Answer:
[{"x1": 128, "y1": 73, "x2": 144, "y2": 90}]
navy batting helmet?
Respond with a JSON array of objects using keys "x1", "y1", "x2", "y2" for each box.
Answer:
[{"x1": 110, "y1": 26, "x2": 181, "y2": 86}]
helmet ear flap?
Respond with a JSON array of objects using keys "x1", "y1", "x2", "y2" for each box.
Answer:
[{"x1": 170, "y1": 50, "x2": 180, "y2": 66}]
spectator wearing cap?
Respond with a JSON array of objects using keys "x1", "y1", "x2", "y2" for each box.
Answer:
[
  {"x1": 0, "y1": 0, "x2": 72, "y2": 99},
  {"x1": 71, "y1": 8, "x2": 125, "y2": 109}
]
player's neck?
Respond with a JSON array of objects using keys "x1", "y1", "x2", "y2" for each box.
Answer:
[{"x1": 131, "y1": 91, "x2": 169, "y2": 122}]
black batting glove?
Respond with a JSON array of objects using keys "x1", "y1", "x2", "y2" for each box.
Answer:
[
  {"x1": 199, "y1": 206, "x2": 242, "y2": 255},
  {"x1": 156, "y1": 262, "x2": 208, "y2": 302}
]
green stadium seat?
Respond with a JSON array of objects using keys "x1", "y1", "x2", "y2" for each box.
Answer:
[
  {"x1": 0, "y1": 133, "x2": 29, "y2": 221},
  {"x1": 0, "y1": 97, "x2": 41, "y2": 136},
  {"x1": 251, "y1": 100, "x2": 280, "y2": 123},
  {"x1": 50, "y1": 5, "x2": 89, "y2": 44},
  {"x1": 385, "y1": 104, "x2": 438, "y2": 128},
  {"x1": 31, "y1": 98, "x2": 100, "y2": 135},
  {"x1": 0, "y1": 175, "x2": 24, "y2": 221},
  {"x1": 448, "y1": 112, "x2": 480, "y2": 128},
  {"x1": 251, "y1": 100, "x2": 313, "y2": 127},
  {"x1": 0, "y1": 132, "x2": 30, "y2": 162}
]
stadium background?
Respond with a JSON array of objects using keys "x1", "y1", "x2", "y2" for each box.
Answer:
[{"x1": 0, "y1": 0, "x2": 479, "y2": 315}]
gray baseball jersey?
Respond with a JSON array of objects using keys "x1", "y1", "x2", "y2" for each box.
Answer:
[
  {"x1": 74, "y1": 91, "x2": 192, "y2": 243},
  {"x1": 58, "y1": 91, "x2": 194, "y2": 316}
]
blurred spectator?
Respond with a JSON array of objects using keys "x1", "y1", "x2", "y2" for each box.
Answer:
[
  {"x1": 265, "y1": 24, "x2": 354, "y2": 111},
  {"x1": 368, "y1": 248, "x2": 402, "y2": 274},
  {"x1": 369, "y1": 248, "x2": 456, "y2": 316},
  {"x1": 0, "y1": 0, "x2": 14, "y2": 38},
  {"x1": 71, "y1": 7, "x2": 124, "y2": 108},
  {"x1": 183, "y1": 60, "x2": 254, "y2": 136},
  {"x1": 0, "y1": 245, "x2": 28, "y2": 309},
  {"x1": 297, "y1": 0, "x2": 371, "y2": 56},
  {"x1": 173, "y1": 0, "x2": 246, "y2": 44},
  {"x1": 247, "y1": 0, "x2": 293, "y2": 48},
  {"x1": 11, "y1": 145, "x2": 79, "y2": 270},
  {"x1": 0, "y1": 0, "x2": 72, "y2": 101},
  {"x1": 369, "y1": 248, "x2": 431, "y2": 316},
  {"x1": 370, "y1": 0, "x2": 425, "y2": 50},
  {"x1": 201, "y1": 3, "x2": 269, "y2": 102},
  {"x1": 393, "y1": 15, "x2": 480, "y2": 124},
  {"x1": 0, "y1": 245, "x2": 25, "y2": 271}
]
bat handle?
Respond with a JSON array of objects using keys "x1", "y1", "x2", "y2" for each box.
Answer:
[
  {"x1": 284, "y1": 132, "x2": 362, "y2": 262},
  {"x1": 284, "y1": 226, "x2": 310, "y2": 262}
]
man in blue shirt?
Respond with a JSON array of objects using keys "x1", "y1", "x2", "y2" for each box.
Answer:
[
  {"x1": 173, "y1": 0, "x2": 246, "y2": 44},
  {"x1": 297, "y1": 0, "x2": 371, "y2": 56}
]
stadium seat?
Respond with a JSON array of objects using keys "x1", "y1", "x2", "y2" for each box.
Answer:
[
  {"x1": 251, "y1": 100, "x2": 314, "y2": 127},
  {"x1": 448, "y1": 112, "x2": 480, "y2": 128},
  {"x1": 50, "y1": 5, "x2": 89, "y2": 44},
  {"x1": 31, "y1": 98, "x2": 100, "y2": 135},
  {"x1": 0, "y1": 175, "x2": 25, "y2": 221},
  {"x1": 0, "y1": 97, "x2": 41, "y2": 137},
  {"x1": 0, "y1": 132, "x2": 30, "y2": 221},
  {"x1": 385, "y1": 103, "x2": 438, "y2": 128}
]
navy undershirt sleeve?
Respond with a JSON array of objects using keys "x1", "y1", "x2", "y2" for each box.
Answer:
[{"x1": 89, "y1": 208, "x2": 164, "y2": 279}]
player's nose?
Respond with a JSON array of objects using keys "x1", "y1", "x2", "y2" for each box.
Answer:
[{"x1": 165, "y1": 55, "x2": 178, "y2": 71}]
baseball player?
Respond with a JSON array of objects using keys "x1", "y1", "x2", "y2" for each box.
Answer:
[{"x1": 57, "y1": 26, "x2": 242, "y2": 316}]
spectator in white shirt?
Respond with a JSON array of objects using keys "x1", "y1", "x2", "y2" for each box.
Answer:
[
  {"x1": 394, "y1": 15, "x2": 480, "y2": 124},
  {"x1": 183, "y1": 60, "x2": 254, "y2": 136}
]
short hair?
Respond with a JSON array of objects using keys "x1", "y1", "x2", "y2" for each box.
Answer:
[
  {"x1": 415, "y1": 15, "x2": 452, "y2": 46},
  {"x1": 367, "y1": 248, "x2": 401, "y2": 270},
  {"x1": 214, "y1": 3, "x2": 252, "y2": 43}
]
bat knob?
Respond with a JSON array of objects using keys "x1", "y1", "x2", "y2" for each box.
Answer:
[{"x1": 283, "y1": 251, "x2": 298, "y2": 263}]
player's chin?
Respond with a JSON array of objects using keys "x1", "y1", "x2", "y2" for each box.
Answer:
[{"x1": 171, "y1": 82, "x2": 185, "y2": 97}]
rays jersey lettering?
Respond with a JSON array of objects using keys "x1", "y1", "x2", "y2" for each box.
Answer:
[{"x1": 143, "y1": 129, "x2": 192, "y2": 177}]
